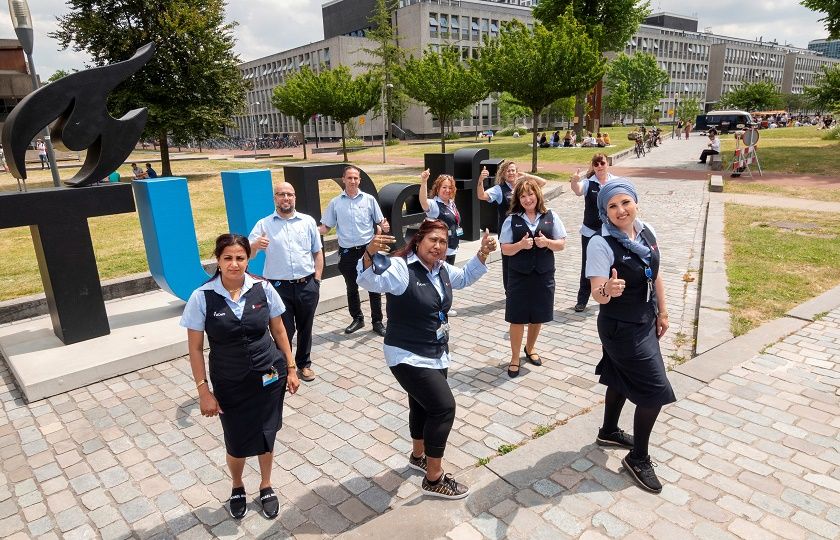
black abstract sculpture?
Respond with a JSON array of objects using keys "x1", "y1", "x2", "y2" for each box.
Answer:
[{"x1": 1, "y1": 42, "x2": 155, "y2": 187}]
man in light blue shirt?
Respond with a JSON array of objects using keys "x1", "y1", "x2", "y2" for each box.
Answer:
[
  {"x1": 250, "y1": 182, "x2": 324, "y2": 382},
  {"x1": 318, "y1": 166, "x2": 390, "y2": 336}
]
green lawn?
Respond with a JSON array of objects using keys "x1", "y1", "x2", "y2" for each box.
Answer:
[
  {"x1": 720, "y1": 125, "x2": 840, "y2": 176},
  {"x1": 725, "y1": 204, "x2": 840, "y2": 336},
  {"x1": 345, "y1": 127, "x2": 639, "y2": 166}
]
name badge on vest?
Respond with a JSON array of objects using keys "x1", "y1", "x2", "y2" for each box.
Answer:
[
  {"x1": 455, "y1": 227, "x2": 464, "y2": 237},
  {"x1": 262, "y1": 369, "x2": 279, "y2": 387},
  {"x1": 436, "y1": 311, "x2": 450, "y2": 341}
]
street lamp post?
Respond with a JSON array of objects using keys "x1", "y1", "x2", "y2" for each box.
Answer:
[
  {"x1": 249, "y1": 101, "x2": 260, "y2": 158},
  {"x1": 671, "y1": 92, "x2": 680, "y2": 139},
  {"x1": 381, "y1": 82, "x2": 393, "y2": 164},
  {"x1": 9, "y1": 0, "x2": 61, "y2": 187}
]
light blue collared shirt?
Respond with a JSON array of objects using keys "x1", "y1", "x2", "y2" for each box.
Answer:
[
  {"x1": 356, "y1": 253, "x2": 488, "y2": 369},
  {"x1": 499, "y1": 210, "x2": 567, "y2": 244},
  {"x1": 585, "y1": 220, "x2": 658, "y2": 278},
  {"x1": 179, "y1": 274, "x2": 285, "y2": 332},
  {"x1": 249, "y1": 211, "x2": 322, "y2": 279},
  {"x1": 425, "y1": 196, "x2": 460, "y2": 256},
  {"x1": 320, "y1": 190, "x2": 385, "y2": 248},
  {"x1": 485, "y1": 182, "x2": 515, "y2": 205}
]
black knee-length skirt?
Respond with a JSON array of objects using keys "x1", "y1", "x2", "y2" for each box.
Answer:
[
  {"x1": 211, "y1": 367, "x2": 287, "y2": 458},
  {"x1": 505, "y1": 270, "x2": 555, "y2": 324},
  {"x1": 596, "y1": 314, "x2": 676, "y2": 408}
]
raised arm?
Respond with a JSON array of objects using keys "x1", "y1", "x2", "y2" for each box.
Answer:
[
  {"x1": 476, "y1": 167, "x2": 491, "y2": 201},
  {"x1": 519, "y1": 171, "x2": 548, "y2": 187},
  {"x1": 418, "y1": 169, "x2": 431, "y2": 212},
  {"x1": 570, "y1": 167, "x2": 585, "y2": 196}
]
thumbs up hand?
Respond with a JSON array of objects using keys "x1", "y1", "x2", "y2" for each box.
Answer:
[
  {"x1": 380, "y1": 219, "x2": 390, "y2": 233},
  {"x1": 420, "y1": 169, "x2": 430, "y2": 183},
  {"x1": 534, "y1": 231, "x2": 550, "y2": 248},
  {"x1": 255, "y1": 235, "x2": 270, "y2": 250},
  {"x1": 607, "y1": 268, "x2": 626, "y2": 297},
  {"x1": 479, "y1": 167, "x2": 489, "y2": 182},
  {"x1": 480, "y1": 228, "x2": 497, "y2": 253},
  {"x1": 571, "y1": 167, "x2": 582, "y2": 183}
]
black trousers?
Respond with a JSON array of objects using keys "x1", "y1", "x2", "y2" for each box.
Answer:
[
  {"x1": 272, "y1": 276, "x2": 319, "y2": 369},
  {"x1": 699, "y1": 149, "x2": 719, "y2": 163},
  {"x1": 338, "y1": 246, "x2": 383, "y2": 323},
  {"x1": 577, "y1": 235, "x2": 593, "y2": 305},
  {"x1": 389, "y1": 363, "x2": 455, "y2": 458}
]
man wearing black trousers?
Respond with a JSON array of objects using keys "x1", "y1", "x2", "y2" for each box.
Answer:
[
  {"x1": 319, "y1": 166, "x2": 390, "y2": 336},
  {"x1": 250, "y1": 182, "x2": 324, "y2": 382}
]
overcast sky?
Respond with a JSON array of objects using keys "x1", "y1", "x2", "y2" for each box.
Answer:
[{"x1": 0, "y1": 0, "x2": 831, "y2": 78}]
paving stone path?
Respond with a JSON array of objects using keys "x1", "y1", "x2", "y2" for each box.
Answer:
[
  {"x1": 437, "y1": 306, "x2": 840, "y2": 540},
  {"x1": 1, "y1": 176, "x2": 711, "y2": 538}
]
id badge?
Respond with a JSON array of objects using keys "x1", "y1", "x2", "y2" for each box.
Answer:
[
  {"x1": 262, "y1": 369, "x2": 279, "y2": 387},
  {"x1": 455, "y1": 227, "x2": 464, "y2": 237},
  {"x1": 436, "y1": 322, "x2": 450, "y2": 341}
]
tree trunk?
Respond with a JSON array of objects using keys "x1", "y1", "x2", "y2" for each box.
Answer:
[
  {"x1": 159, "y1": 130, "x2": 171, "y2": 177},
  {"x1": 531, "y1": 111, "x2": 539, "y2": 173},
  {"x1": 574, "y1": 90, "x2": 586, "y2": 138},
  {"x1": 340, "y1": 123, "x2": 348, "y2": 162},
  {"x1": 440, "y1": 120, "x2": 446, "y2": 153},
  {"x1": 300, "y1": 118, "x2": 308, "y2": 160}
]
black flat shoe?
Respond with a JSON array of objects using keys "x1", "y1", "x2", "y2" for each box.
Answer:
[
  {"x1": 259, "y1": 487, "x2": 279, "y2": 519},
  {"x1": 344, "y1": 319, "x2": 364, "y2": 334},
  {"x1": 372, "y1": 321, "x2": 386, "y2": 337},
  {"x1": 574, "y1": 303, "x2": 586, "y2": 312},
  {"x1": 228, "y1": 486, "x2": 247, "y2": 520},
  {"x1": 524, "y1": 347, "x2": 542, "y2": 366},
  {"x1": 507, "y1": 359, "x2": 521, "y2": 378}
]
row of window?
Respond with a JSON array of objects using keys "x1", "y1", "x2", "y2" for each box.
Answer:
[
  {"x1": 724, "y1": 48, "x2": 784, "y2": 66},
  {"x1": 241, "y1": 48, "x2": 332, "y2": 81},
  {"x1": 628, "y1": 37, "x2": 710, "y2": 59},
  {"x1": 723, "y1": 66, "x2": 783, "y2": 84},
  {"x1": 429, "y1": 13, "x2": 502, "y2": 41}
]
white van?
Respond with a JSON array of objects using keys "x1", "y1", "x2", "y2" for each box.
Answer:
[{"x1": 695, "y1": 110, "x2": 754, "y2": 133}]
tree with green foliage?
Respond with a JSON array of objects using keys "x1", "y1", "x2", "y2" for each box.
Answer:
[
  {"x1": 311, "y1": 66, "x2": 380, "y2": 162},
  {"x1": 399, "y1": 46, "x2": 488, "y2": 152},
  {"x1": 476, "y1": 16, "x2": 605, "y2": 172},
  {"x1": 781, "y1": 92, "x2": 814, "y2": 114},
  {"x1": 358, "y1": 0, "x2": 407, "y2": 135},
  {"x1": 47, "y1": 69, "x2": 77, "y2": 83},
  {"x1": 805, "y1": 64, "x2": 840, "y2": 113},
  {"x1": 603, "y1": 79, "x2": 631, "y2": 123},
  {"x1": 801, "y1": 0, "x2": 840, "y2": 39},
  {"x1": 271, "y1": 67, "x2": 319, "y2": 160},
  {"x1": 719, "y1": 80, "x2": 783, "y2": 112},
  {"x1": 52, "y1": 0, "x2": 248, "y2": 176},
  {"x1": 534, "y1": 0, "x2": 650, "y2": 133},
  {"x1": 546, "y1": 96, "x2": 577, "y2": 126},
  {"x1": 676, "y1": 97, "x2": 702, "y2": 124},
  {"x1": 499, "y1": 92, "x2": 531, "y2": 127},
  {"x1": 604, "y1": 53, "x2": 669, "y2": 123}
]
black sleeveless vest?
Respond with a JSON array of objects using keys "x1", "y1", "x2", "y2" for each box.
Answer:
[
  {"x1": 385, "y1": 260, "x2": 452, "y2": 358},
  {"x1": 496, "y1": 182, "x2": 514, "y2": 231},
  {"x1": 599, "y1": 228, "x2": 660, "y2": 324},
  {"x1": 508, "y1": 213, "x2": 556, "y2": 274},
  {"x1": 204, "y1": 283, "x2": 284, "y2": 383},
  {"x1": 436, "y1": 200, "x2": 460, "y2": 251},
  {"x1": 583, "y1": 178, "x2": 604, "y2": 232}
]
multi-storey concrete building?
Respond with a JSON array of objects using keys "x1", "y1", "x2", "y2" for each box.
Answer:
[
  {"x1": 0, "y1": 38, "x2": 37, "y2": 133},
  {"x1": 231, "y1": 3, "x2": 840, "y2": 138}
]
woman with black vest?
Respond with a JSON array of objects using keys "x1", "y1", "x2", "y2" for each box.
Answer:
[
  {"x1": 357, "y1": 220, "x2": 497, "y2": 499},
  {"x1": 585, "y1": 180, "x2": 675, "y2": 494},
  {"x1": 570, "y1": 153, "x2": 616, "y2": 312},
  {"x1": 499, "y1": 179, "x2": 566, "y2": 377},
  {"x1": 181, "y1": 234, "x2": 300, "y2": 520},
  {"x1": 418, "y1": 170, "x2": 462, "y2": 265},
  {"x1": 476, "y1": 161, "x2": 547, "y2": 289}
]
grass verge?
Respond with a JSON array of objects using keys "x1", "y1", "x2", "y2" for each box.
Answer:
[{"x1": 724, "y1": 204, "x2": 840, "y2": 336}]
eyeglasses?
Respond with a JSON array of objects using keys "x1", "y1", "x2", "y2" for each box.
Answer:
[
  {"x1": 593, "y1": 161, "x2": 606, "y2": 166},
  {"x1": 274, "y1": 192, "x2": 295, "y2": 197}
]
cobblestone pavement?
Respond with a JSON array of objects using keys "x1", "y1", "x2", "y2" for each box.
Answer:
[
  {"x1": 0, "y1": 177, "x2": 705, "y2": 538},
  {"x1": 441, "y1": 306, "x2": 840, "y2": 540}
]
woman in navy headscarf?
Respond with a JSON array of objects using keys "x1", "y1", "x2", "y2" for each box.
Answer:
[{"x1": 585, "y1": 179, "x2": 676, "y2": 494}]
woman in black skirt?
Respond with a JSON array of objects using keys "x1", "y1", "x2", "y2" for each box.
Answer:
[
  {"x1": 181, "y1": 234, "x2": 300, "y2": 519},
  {"x1": 585, "y1": 179, "x2": 675, "y2": 494},
  {"x1": 499, "y1": 179, "x2": 566, "y2": 378}
]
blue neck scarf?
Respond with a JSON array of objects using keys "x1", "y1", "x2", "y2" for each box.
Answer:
[{"x1": 596, "y1": 179, "x2": 651, "y2": 265}]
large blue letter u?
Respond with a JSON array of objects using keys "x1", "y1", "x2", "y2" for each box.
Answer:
[{"x1": 133, "y1": 169, "x2": 273, "y2": 301}]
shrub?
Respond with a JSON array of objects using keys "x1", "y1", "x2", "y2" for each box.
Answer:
[
  {"x1": 821, "y1": 125, "x2": 840, "y2": 141},
  {"x1": 344, "y1": 137, "x2": 366, "y2": 147},
  {"x1": 444, "y1": 131, "x2": 461, "y2": 140},
  {"x1": 386, "y1": 138, "x2": 400, "y2": 146},
  {"x1": 496, "y1": 126, "x2": 529, "y2": 136}
]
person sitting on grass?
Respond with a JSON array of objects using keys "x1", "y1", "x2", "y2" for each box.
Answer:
[{"x1": 603, "y1": 132, "x2": 612, "y2": 145}]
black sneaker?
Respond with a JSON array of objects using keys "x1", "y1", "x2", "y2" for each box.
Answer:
[
  {"x1": 259, "y1": 487, "x2": 279, "y2": 519},
  {"x1": 622, "y1": 453, "x2": 662, "y2": 494},
  {"x1": 596, "y1": 428, "x2": 634, "y2": 449},
  {"x1": 422, "y1": 472, "x2": 469, "y2": 499},
  {"x1": 228, "y1": 486, "x2": 248, "y2": 519},
  {"x1": 408, "y1": 453, "x2": 427, "y2": 473},
  {"x1": 574, "y1": 303, "x2": 586, "y2": 312}
]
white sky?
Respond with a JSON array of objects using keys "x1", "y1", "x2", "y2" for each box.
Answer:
[{"x1": 0, "y1": 0, "x2": 830, "y2": 78}]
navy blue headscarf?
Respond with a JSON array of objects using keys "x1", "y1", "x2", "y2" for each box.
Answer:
[{"x1": 596, "y1": 179, "x2": 651, "y2": 264}]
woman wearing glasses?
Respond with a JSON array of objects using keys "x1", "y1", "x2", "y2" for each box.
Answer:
[
  {"x1": 418, "y1": 170, "x2": 462, "y2": 266},
  {"x1": 570, "y1": 153, "x2": 616, "y2": 313}
]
